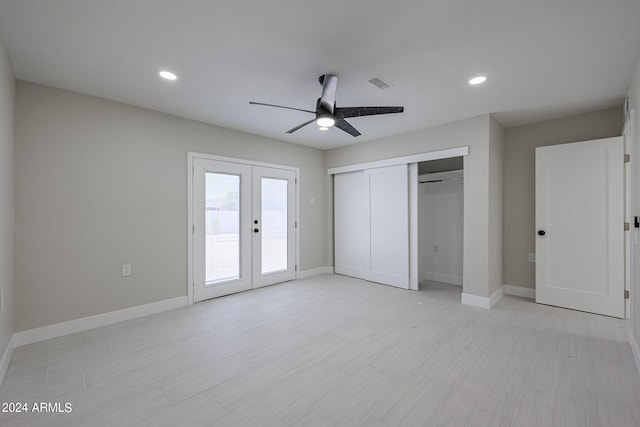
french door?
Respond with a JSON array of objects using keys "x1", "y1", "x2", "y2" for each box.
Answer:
[{"x1": 192, "y1": 158, "x2": 296, "y2": 302}]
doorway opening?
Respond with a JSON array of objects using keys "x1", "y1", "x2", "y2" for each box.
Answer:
[{"x1": 417, "y1": 157, "x2": 464, "y2": 294}]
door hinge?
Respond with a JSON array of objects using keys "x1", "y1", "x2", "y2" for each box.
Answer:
[
  {"x1": 295, "y1": 265, "x2": 298, "y2": 272},
  {"x1": 295, "y1": 221, "x2": 298, "y2": 228},
  {"x1": 193, "y1": 224, "x2": 195, "y2": 234},
  {"x1": 624, "y1": 154, "x2": 631, "y2": 163},
  {"x1": 192, "y1": 165, "x2": 195, "y2": 174},
  {"x1": 625, "y1": 222, "x2": 630, "y2": 231},
  {"x1": 295, "y1": 178, "x2": 298, "y2": 185},
  {"x1": 625, "y1": 290, "x2": 630, "y2": 299}
]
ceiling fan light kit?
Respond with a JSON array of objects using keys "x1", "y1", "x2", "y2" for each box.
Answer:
[
  {"x1": 250, "y1": 74, "x2": 404, "y2": 137},
  {"x1": 316, "y1": 116, "x2": 335, "y2": 128}
]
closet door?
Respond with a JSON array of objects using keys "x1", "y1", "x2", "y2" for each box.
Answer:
[
  {"x1": 365, "y1": 165, "x2": 409, "y2": 289},
  {"x1": 334, "y1": 171, "x2": 368, "y2": 279},
  {"x1": 333, "y1": 165, "x2": 409, "y2": 289}
]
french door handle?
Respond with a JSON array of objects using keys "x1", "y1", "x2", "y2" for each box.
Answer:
[
  {"x1": 254, "y1": 228, "x2": 260, "y2": 233},
  {"x1": 538, "y1": 230, "x2": 546, "y2": 236}
]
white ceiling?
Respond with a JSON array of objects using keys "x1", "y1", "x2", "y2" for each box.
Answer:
[{"x1": 0, "y1": 0, "x2": 639, "y2": 149}]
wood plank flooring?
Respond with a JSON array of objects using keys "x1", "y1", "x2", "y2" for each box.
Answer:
[{"x1": 0, "y1": 275, "x2": 639, "y2": 426}]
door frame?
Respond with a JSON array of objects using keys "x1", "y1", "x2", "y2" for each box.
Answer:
[
  {"x1": 187, "y1": 152, "x2": 300, "y2": 306},
  {"x1": 623, "y1": 112, "x2": 635, "y2": 320}
]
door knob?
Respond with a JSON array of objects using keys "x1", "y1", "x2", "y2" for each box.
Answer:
[
  {"x1": 254, "y1": 228, "x2": 260, "y2": 233},
  {"x1": 538, "y1": 230, "x2": 546, "y2": 236}
]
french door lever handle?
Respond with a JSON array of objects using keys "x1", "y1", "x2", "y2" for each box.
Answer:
[
  {"x1": 254, "y1": 228, "x2": 260, "y2": 233},
  {"x1": 537, "y1": 230, "x2": 546, "y2": 236}
]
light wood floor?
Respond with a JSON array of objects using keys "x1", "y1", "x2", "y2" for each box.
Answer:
[{"x1": 1, "y1": 275, "x2": 639, "y2": 426}]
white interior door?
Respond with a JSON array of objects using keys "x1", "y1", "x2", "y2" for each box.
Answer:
[
  {"x1": 365, "y1": 165, "x2": 409, "y2": 289},
  {"x1": 334, "y1": 171, "x2": 368, "y2": 279},
  {"x1": 193, "y1": 158, "x2": 296, "y2": 302},
  {"x1": 333, "y1": 165, "x2": 409, "y2": 289},
  {"x1": 535, "y1": 137, "x2": 624, "y2": 318},
  {"x1": 193, "y1": 159, "x2": 252, "y2": 301},
  {"x1": 252, "y1": 166, "x2": 296, "y2": 288}
]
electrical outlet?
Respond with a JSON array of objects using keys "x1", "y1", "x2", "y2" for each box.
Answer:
[
  {"x1": 121, "y1": 264, "x2": 132, "y2": 277},
  {"x1": 528, "y1": 253, "x2": 536, "y2": 263}
]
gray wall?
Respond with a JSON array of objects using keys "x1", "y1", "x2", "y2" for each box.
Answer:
[
  {"x1": 14, "y1": 82, "x2": 327, "y2": 331},
  {"x1": 629, "y1": 57, "x2": 640, "y2": 353},
  {"x1": 0, "y1": 33, "x2": 14, "y2": 359},
  {"x1": 503, "y1": 107, "x2": 622, "y2": 290},
  {"x1": 325, "y1": 114, "x2": 504, "y2": 299}
]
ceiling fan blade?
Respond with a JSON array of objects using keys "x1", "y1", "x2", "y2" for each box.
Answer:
[
  {"x1": 334, "y1": 118, "x2": 361, "y2": 137},
  {"x1": 286, "y1": 119, "x2": 316, "y2": 134},
  {"x1": 319, "y1": 74, "x2": 338, "y2": 114},
  {"x1": 335, "y1": 106, "x2": 404, "y2": 119},
  {"x1": 249, "y1": 101, "x2": 315, "y2": 114}
]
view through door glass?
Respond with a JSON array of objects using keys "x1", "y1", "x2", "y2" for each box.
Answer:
[
  {"x1": 261, "y1": 177, "x2": 288, "y2": 274},
  {"x1": 206, "y1": 172, "x2": 240, "y2": 284}
]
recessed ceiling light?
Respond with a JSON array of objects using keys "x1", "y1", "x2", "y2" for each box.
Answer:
[
  {"x1": 159, "y1": 70, "x2": 177, "y2": 81},
  {"x1": 319, "y1": 126, "x2": 329, "y2": 131},
  {"x1": 469, "y1": 76, "x2": 487, "y2": 85}
]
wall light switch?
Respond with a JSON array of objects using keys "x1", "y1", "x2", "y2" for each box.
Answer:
[
  {"x1": 528, "y1": 253, "x2": 536, "y2": 263},
  {"x1": 122, "y1": 264, "x2": 132, "y2": 277}
]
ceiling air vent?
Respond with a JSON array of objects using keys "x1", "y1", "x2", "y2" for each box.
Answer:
[{"x1": 368, "y1": 76, "x2": 392, "y2": 90}]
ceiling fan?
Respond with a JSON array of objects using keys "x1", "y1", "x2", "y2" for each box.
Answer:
[{"x1": 250, "y1": 74, "x2": 404, "y2": 137}]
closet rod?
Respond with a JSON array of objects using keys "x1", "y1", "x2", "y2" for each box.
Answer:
[{"x1": 419, "y1": 178, "x2": 463, "y2": 184}]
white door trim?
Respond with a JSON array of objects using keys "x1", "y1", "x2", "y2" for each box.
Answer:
[
  {"x1": 409, "y1": 163, "x2": 419, "y2": 291},
  {"x1": 327, "y1": 146, "x2": 469, "y2": 175},
  {"x1": 623, "y1": 112, "x2": 635, "y2": 320},
  {"x1": 187, "y1": 152, "x2": 300, "y2": 306}
]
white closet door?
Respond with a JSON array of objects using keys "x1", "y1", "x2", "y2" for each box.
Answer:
[
  {"x1": 334, "y1": 171, "x2": 368, "y2": 279},
  {"x1": 365, "y1": 165, "x2": 409, "y2": 288}
]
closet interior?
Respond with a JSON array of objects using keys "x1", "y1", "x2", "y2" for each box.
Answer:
[{"x1": 417, "y1": 157, "x2": 464, "y2": 290}]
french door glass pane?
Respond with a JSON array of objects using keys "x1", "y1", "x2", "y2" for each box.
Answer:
[
  {"x1": 261, "y1": 177, "x2": 288, "y2": 274},
  {"x1": 205, "y1": 172, "x2": 240, "y2": 284}
]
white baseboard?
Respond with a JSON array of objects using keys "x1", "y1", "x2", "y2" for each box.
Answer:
[
  {"x1": 461, "y1": 286, "x2": 504, "y2": 310},
  {"x1": 297, "y1": 266, "x2": 334, "y2": 280},
  {"x1": 504, "y1": 284, "x2": 536, "y2": 300},
  {"x1": 461, "y1": 292, "x2": 490, "y2": 309},
  {"x1": 0, "y1": 343, "x2": 14, "y2": 386},
  {"x1": 630, "y1": 330, "x2": 640, "y2": 377},
  {"x1": 10, "y1": 296, "x2": 188, "y2": 348},
  {"x1": 490, "y1": 286, "x2": 505, "y2": 307},
  {"x1": 426, "y1": 272, "x2": 463, "y2": 286}
]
